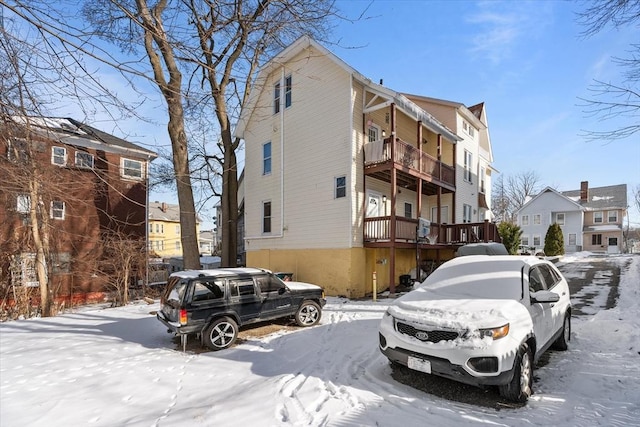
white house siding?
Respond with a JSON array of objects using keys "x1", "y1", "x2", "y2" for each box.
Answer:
[
  {"x1": 454, "y1": 115, "x2": 478, "y2": 224},
  {"x1": 350, "y1": 79, "x2": 365, "y2": 246},
  {"x1": 244, "y1": 45, "x2": 353, "y2": 251},
  {"x1": 518, "y1": 190, "x2": 583, "y2": 253}
]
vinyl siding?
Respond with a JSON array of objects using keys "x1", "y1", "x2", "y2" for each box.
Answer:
[{"x1": 244, "y1": 45, "x2": 353, "y2": 251}]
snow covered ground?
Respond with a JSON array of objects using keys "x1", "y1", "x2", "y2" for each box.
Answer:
[{"x1": 1, "y1": 253, "x2": 639, "y2": 426}]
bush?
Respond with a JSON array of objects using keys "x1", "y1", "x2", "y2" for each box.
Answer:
[
  {"x1": 544, "y1": 223, "x2": 565, "y2": 256},
  {"x1": 498, "y1": 222, "x2": 523, "y2": 255}
]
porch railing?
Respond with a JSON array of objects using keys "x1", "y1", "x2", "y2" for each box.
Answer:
[
  {"x1": 364, "y1": 138, "x2": 454, "y2": 187},
  {"x1": 364, "y1": 218, "x2": 501, "y2": 244}
]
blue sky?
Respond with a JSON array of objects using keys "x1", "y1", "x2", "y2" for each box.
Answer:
[
  {"x1": 330, "y1": 0, "x2": 639, "y2": 225},
  {"x1": 31, "y1": 0, "x2": 637, "y2": 226}
]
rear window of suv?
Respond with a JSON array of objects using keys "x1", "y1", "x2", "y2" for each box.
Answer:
[
  {"x1": 229, "y1": 278, "x2": 257, "y2": 297},
  {"x1": 192, "y1": 280, "x2": 225, "y2": 302}
]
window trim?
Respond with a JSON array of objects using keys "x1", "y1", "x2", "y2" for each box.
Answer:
[
  {"x1": 16, "y1": 194, "x2": 30, "y2": 214},
  {"x1": 593, "y1": 211, "x2": 603, "y2": 223},
  {"x1": 284, "y1": 74, "x2": 292, "y2": 108},
  {"x1": 463, "y1": 150, "x2": 473, "y2": 183},
  {"x1": 463, "y1": 204, "x2": 472, "y2": 223},
  {"x1": 521, "y1": 215, "x2": 529, "y2": 226},
  {"x1": 121, "y1": 158, "x2": 143, "y2": 180},
  {"x1": 335, "y1": 176, "x2": 346, "y2": 199},
  {"x1": 50, "y1": 200, "x2": 65, "y2": 220},
  {"x1": 263, "y1": 142, "x2": 272, "y2": 176},
  {"x1": 262, "y1": 201, "x2": 272, "y2": 234},
  {"x1": 273, "y1": 81, "x2": 281, "y2": 114},
  {"x1": 404, "y1": 202, "x2": 413, "y2": 219},
  {"x1": 75, "y1": 151, "x2": 94, "y2": 169},
  {"x1": 556, "y1": 212, "x2": 565, "y2": 225},
  {"x1": 533, "y1": 214, "x2": 541, "y2": 225},
  {"x1": 52, "y1": 146, "x2": 67, "y2": 166},
  {"x1": 607, "y1": 210, "x2": 618, "y2": 223}
]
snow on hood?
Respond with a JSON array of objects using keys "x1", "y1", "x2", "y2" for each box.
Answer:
[
  {"x1": 285, "y1": 281, "x2": 323, "y2": 291},
  {"x1": 390, "y1": 287, "x2": 530, "y2": 331}
]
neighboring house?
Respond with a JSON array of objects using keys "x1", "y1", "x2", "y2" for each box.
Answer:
[
  {"x1": 515, "y1": 181, "x2": 627, "y2": 254},
  {"x1": 0, "y1": 116, "x2": 157, "y2": 301},
  {"x1": 235, "y1": 36, "x2": 499, "y2": 297},
  {"x1": 149, "y1": 201, "x2": 201, "y2": 258},
  {"x1": 198, "y1": 229, "x2": 217, "y2": 255}
]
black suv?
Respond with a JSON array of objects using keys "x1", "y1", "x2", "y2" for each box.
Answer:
[{"x1": 156, "y1": 268, "x2": 326, "y2": 351}]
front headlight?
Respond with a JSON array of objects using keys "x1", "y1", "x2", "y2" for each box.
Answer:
[{"x1": 479, "y1": 324, "x2": 509, "y2": 340}]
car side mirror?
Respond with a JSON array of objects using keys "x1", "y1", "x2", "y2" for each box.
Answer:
[{"x1": 531, "y1": 290, "x2": 560, "y2": 304}]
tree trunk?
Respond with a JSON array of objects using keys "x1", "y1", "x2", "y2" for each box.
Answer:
[
  {"x1": 28, "y1": 178, "x2": 51, "y2": 316},
  {"x1": 221, "y1": 128, "x2": 238, "y2": 267}
]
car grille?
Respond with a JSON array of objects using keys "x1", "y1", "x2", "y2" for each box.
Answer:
[{"x1": 395, "y1": 321, "x2": 459, "y2": 343}]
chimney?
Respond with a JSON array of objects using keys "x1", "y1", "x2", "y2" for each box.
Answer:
[
  {"x1": 161, "y1": 202, "x2": 167, "y2": 213},
  {"x1": 580, "y1": 181, "x2": 589, "y2": 202}
]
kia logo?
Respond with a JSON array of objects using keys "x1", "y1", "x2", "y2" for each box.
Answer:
[{"x1": 415, "y1": 331, "x2": 429, "y2": 341}]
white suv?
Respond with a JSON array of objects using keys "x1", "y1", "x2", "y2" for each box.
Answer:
[{"x1": 379, "y1": 255, "x2": 571, "y2": 402}]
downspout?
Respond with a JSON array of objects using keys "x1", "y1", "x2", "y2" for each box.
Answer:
[{"x1": 145, "y1": 155, "x2": 150, "y2": 287}]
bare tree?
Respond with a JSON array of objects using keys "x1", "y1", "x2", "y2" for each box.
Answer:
[
  {"x1": 577, "y1": 0, "x2": 640, "y2": 141},
  {"x1": 491, "y1": 170, "x2": 543, "y2": 223}
]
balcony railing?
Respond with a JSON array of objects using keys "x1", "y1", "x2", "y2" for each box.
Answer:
[
  {"x1": 364, "y1": 138, "x2": 455, "y2": 187},
  {"x1": 364, "y1": 217, "x2": 501, "y2": 244}
]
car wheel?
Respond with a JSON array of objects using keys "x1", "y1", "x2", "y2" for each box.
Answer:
[
  {"x1": 499, "y1": 343, "x2": 533, "y2": 402},
  {"x1": 203, "y1": 317, "x2": 238, "y2": 351},
  {"x1": 294, "y1": 300, "x2": 321, "y2": 327},
  {"x1": 553, "y1": 314, "x2": 570, "y2": 351}
]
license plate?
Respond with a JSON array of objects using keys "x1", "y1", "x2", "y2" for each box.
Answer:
[{"x1": 407, "y1": 356, "x2": 431, "y2": 374}]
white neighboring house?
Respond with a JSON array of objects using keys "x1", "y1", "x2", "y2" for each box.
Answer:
[{"x1": 515, "y1": 181, "x2": 627, "y2": 254}]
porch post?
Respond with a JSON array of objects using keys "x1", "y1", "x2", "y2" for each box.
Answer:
[
  {"x1": 437, "y1": 134, "x2": 443, "y2": 243},
  {"x1": 389, "y1": 103, "x2": 397, "y2": 294}
]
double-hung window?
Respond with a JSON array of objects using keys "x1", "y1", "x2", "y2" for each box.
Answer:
[
  {"x1": 556, "y1": 213, "x2": 565, "y2": 225},
  {"x1": 593, "y1": 212, "x2": 603, "y2": 223},
  {"x1": 335, "y1": 176, "x2": 346, "y2": 199},
  {"x1": 284, "y1": 75, "x2": 292, "y2": 108},
  {"x1": 51, "y1": 201, "x2": 65, "y2": 220},
  {"x1": 122, "y1": 158, "x2": 143, "y2": 179},
  {"x1": 533, "y1": 214, "x2": 541, "y2": 225},
  {"x1": 17, "y1": 194, "x2": 30, "y2": 214},
  {"x1": 75, "y1": 151, "x2": 94, "y2": 169},
  {"x1": 263, "y1": 142, "x2": 272, "y2": 175},
  {"x1": 52, "y1": 146, "x2": 67, "y2": 166},
  {"x1": 607, "y1": 211, "x2": 618, "y2": 223},
  {"x1": 263, "y1": 201, "x2": 272, "y2": 233},
  {"x1": 521, "y1": 215, "x2": 529, "y2": 226},
  {"x1": 463, "y1": 204, "x2": 472, "y2": 223},
  {"x1": 464, "y1": 150, "x2": 472, "y2": 182},
  {"x1": 273, "y1": 82, "x2": 281, "y2": 114}
]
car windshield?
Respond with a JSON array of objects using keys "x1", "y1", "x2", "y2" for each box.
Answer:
[{"x1": 419, "y1": 257, "x2": 524, "y2": 300}]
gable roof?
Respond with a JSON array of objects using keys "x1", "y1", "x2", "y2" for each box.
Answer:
[
  {"x1": 149, "y1": 202, "x2": 202, "y2": 223},
  {"x1": 562, "y1": 184, "x2": 627, "y2": 211},
  {"x1": 235, "y1": 36, "x2": 461, "y2": 144},
  {"x1": 515, "y1": 186, "x2": 585, "y2": 215},
  {"x1": 11, "y1": 116, "x2": 157, "y2": 160}
]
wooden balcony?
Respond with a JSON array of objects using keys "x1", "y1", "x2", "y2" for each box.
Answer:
[
  {"x1": 364, "y1": 138, "x2": 455, "y2": 193},
  {"x1": 364, "y1": 217, "x2": 501, "y2": 248}
]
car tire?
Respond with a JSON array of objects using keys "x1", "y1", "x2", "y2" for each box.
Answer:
[
  {"x1": 203, "y1": 317, "x2": 238, "y2": 351},
  {"x1": 294, "y1": 300, "x2": 321, "y2": 327},
  {"x1": 553, "y1": 314, "x2": 570, "y2": 351},
  {"x1": 499, "y1": 343, "x2": 533, "y2": 402}
]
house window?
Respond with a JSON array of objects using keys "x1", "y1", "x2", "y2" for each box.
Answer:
[
  {"x1": 480, "y1": 166, "x2": 486, "y2": 193},
  {"x1": 607, "y1": 211, "x2": 618, "y2": 223},
  {"x1": 52, "y1": 146, "x2": 67, "y2": 166},
  {"x1": 533, "y1": 214, "x2": 541, "y2": 225},
  {"x1": 175, "y1": 225, "x2": 180, "y2": 234},
  {"x1": 608, "y1": 237, "x2": 618, "y2": 246},
  {"x1": 533, "y1": 235, "x2": 541, "y2": 246},
  {"x1": 16, "y1": 194, "x2": 30, "y2": 214},
  {"x1": 556, "y1": 213, "x2": 565, "y2": 225},
  {"x1": 431, "y1": 206, "x2": 449, "y2": 224},
  {"x1": 469, "y1": 126, "x2": 475, "y2": 137},
  {"x1": 155, "y1": 223, "x2": 160, "y2": 233},
  {"x1": 263, "y1": 142, "x2": 271, "y2": 175},
  {"x1": 521, "y1": 236, "x2": 530, "y2": 246},
  {"x1": 273, "y1": 82, "x2": 281, "y2": 114},
  {"x1": 175, "y1": 242, "x2": 180, "y2": 251},
  {"x1": 593, "y1": 211, "x2": 603, "y2": 223},
  {"x1": 284, "y1": 75, "x2": 292, "y2": 108},
  {"x1": 521, "y1": 215, "x2": 529, "y2": 226},
  {"x1": 161, "y1": 224, "x2": 164, "y2": 233},
  {"x1": 263, "y1": 201, "x2": 272, "y2": 233},
  {"x1": 368, "y1": 125, "x2": 380, "y2": 143},
  {"x1": 404, "y1": 202, "x2": 413, "y2": 219},
  {"x1": 335, "y1": 176, "x2": 346, "y2": 199},
  {"x1": 568, "y1": 233, "x2": 576, "y2": 245},
  {"x1": 149, "y1": 223, "x2": 153, "y2": 233},
  {"x1": 592, "y1": 234, "x2": 602, "y2": 245},
  {"x1": 7, "y1": 138, "x2": 28, "y2": 163},
  {"x1": 122, "y1": 158, "x2": 143, "y2": 179},
  {"x1": 462, "y1": 121, "x2": 468, "y2": 132},
  {"x1": 463, "y1": 150, "x2": 472, "y2": 182},
  {"x1": 50, "y1": 201, "x2": 65, "y2": 220},
  {"x1": 463, "y1": 204, "x2": 472, "y2": 223},
  {"x1": 75, "y1": 151, "x2": 94, "y2": 169}
]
